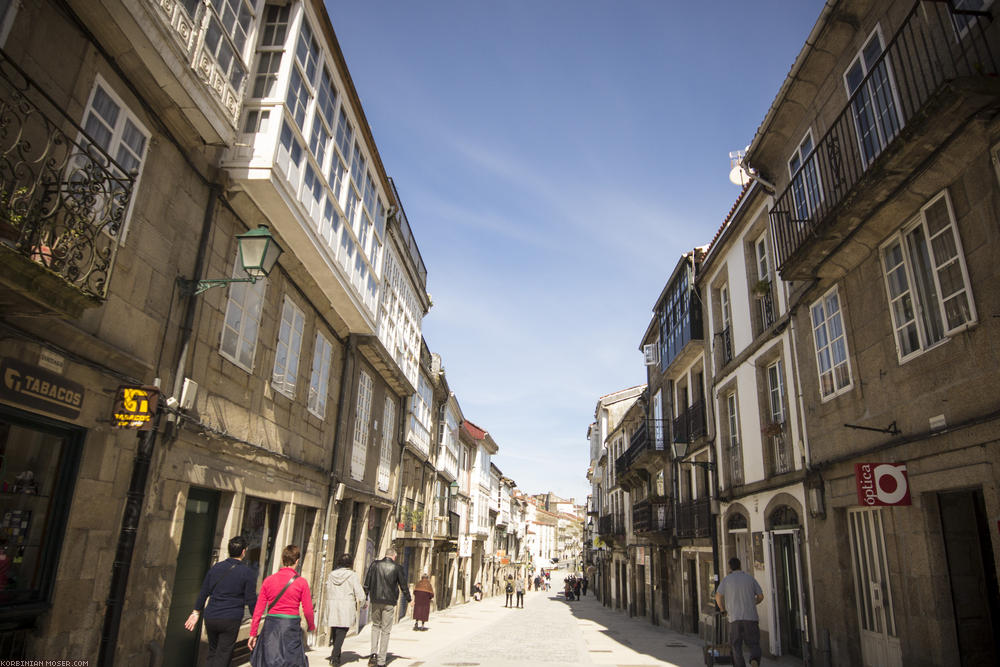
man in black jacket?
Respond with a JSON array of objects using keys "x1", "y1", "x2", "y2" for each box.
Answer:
[
  {"x1": 363, "y1": 547, "x2": 411, "y2": 667},
  {"x1": 185, "y1": 535, "x2": 258, "y2": 667}
]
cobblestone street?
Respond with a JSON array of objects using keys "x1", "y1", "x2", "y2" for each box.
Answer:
[{"x1": 306, "y1": 575, "x2": 706, "y2": 667}]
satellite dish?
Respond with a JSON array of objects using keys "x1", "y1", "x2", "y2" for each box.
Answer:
[
  {"x1": 729, "y1": 148, "x2": 750, "y2": 186},
  {"x1": 729, "y1": 164, "x2": 750, "y2": 186}
]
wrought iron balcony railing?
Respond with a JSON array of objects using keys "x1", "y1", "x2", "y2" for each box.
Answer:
[
  {"x1": 598, "y1": 513, "x2": 613, "y2": 537},
  {"x1": 768, "y1": 430, "x2": 793, "y2": 476},
  {"x1": 398, "y1": 499, "x2": 427, "y2": 534},
  {"x1": 676, "y1": 497, "x2": 713, "y2": 539},
  {"x1": 0, "y1": 49, "x2": 134, "y2": 305},
  {"x1": 718, "y1": 326, "x2": 734, "y2": 367},
  {"x1": 757, "y1": 283, "x2": 776, "y2": 330},
  {"x1": 672, "y1": 398, "x2": 707, "y2": 444},
  {"x1": 633, "y1": 499, "x2": 672, "y2": 534},
  {"x1": 614, "y1": 420, "x2": 652, "y2": 476},
  {"x1": 769, "y1": 1, "x2": 998, "y2": 274}
]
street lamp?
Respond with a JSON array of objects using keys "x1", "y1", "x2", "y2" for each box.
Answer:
[{"x1": 179, "y1": 225, "x2": 283, "y2": 295}]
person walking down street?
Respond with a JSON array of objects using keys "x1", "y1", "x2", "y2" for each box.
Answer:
[
  {"x1": 715, "y1": 557, "x2": 764, "y2": 667},
  {"x1": 581, "y1": 577, "x2": 588, "y2": 596},
  {"x1": 564, "y1": 579, "x2": 574, "y2": 601},
  {"x1": 504, "y1": 577, "x2": 514, "y2": 607},
  {"x1": 533, "y1": 575, "x2": 541, "y2": 591},
  {"x1": 248, "y1": 544, "x2": 316, "y2": 667},
  {"x1": 325, "y1": 553, "x2": 366, "y2": 667},
  {"x1": 473, "y1": 582, "x2": 483, "y2": 601},
  {"x1": 363, "y1": 547, "x2": 411, "y2": 667},
  {"x1": 413, "y1": 574, "x2": 434, "y2": 630},
  {"x1": 185, "y1": 536, "x2": 257, "y2": 667},
  {"x1": 515, "y1": 577, "x2": 525, "y2": 608},
  {"x1": 573, "y1": 577, "x2": 581, "y2": 600}
]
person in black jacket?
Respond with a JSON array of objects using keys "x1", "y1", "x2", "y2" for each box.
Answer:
[
  {"x1": 363, "y1": 548, "x2": 411, "y2": 667},
  {"x1": 185, "y1": 535, "x2": 258, "y2": 667}
]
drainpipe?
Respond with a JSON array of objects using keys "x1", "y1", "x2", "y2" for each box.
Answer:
[
  {"x1": 97, "y1": 386, "x2": 163, "y2": 667},
  {"x1": 98, "y1": 185, "x2": 220, "y2": 667}
]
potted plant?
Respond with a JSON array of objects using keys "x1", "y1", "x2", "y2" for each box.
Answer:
[{"x1": 411, "y1": 509, "x2": 424, "y2": 531}]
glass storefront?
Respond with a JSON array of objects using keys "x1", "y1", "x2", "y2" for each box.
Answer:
[{"x1": 0, "y1": 405, "x2": 82, "y2": 607}]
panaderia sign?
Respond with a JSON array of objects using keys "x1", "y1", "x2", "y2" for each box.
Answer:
[
  {"x1": 0, "y1": 357, "x2": 84, "y2": 419},
  {"x1": 855, "y1": 462, "x2": 911, "y2": 506}
]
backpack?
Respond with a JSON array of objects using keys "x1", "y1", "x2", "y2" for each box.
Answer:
[{"x1": 505, "y1": 582, "x2": 513, "y2": 594}]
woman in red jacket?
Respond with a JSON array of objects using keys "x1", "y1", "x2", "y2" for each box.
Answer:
[{"x1": 249, "y1": 544, "x2": 316, "y2": 667}]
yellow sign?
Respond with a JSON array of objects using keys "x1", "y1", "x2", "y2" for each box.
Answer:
[{"x1": 112, "y1": 385, "x2": 159, "y2": 430}]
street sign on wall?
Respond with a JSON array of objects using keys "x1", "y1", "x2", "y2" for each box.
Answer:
[{"x1": 855, "y1": 462, "x2": 911, "y2": 506}]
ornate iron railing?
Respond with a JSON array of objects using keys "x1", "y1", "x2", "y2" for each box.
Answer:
[
  {"x1": 633, "y1": 499, "x2": 672, "y2": 533},
  {"x1": 0, "y1": 49, "x2": 134, "y2": 301},
  {"x1": 718, "y1": 326, "x2": 734, "y2": 367},
  {"x1": 614, "y1": 420, "x2": 651, "y2": 476},
  {"x1": 769, "y1": 431, "x2": 793, "y2": 476},
  {"x1": 676, "y1": 497, "x2": 712, "y2": 539},
  {"x1": 757, "y1": 283, "x2": 776, "y2": 330},
  {"x1": 672, "y1": 399, "x2": 707, "y2": 444},
  {"x1": 770, "y1": 1, "x2": 998, "y2": 273}
]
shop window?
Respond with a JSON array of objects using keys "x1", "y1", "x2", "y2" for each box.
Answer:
[
  {"x1": 240, "y1": 497, "x2": 281, "y2": 590},
  {"x1": 0, "y1": 408, "x2": 82, "y2": 606}
]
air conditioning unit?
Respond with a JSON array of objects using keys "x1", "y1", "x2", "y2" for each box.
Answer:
[{"x1": 643, "y1": 344, "x2": 659, "y2": 366}]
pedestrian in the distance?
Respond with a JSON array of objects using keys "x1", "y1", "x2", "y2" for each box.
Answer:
[
  {"x1": 363, "y1": 547, "x2": 411, "y2": 667},
  {"x1": 582, "y1": 576, "x2": 588, "y2": 596},
  {"x1": 185, "y1": 536, "x2": 257, "y2": 667},
  {"x1": 515, "y1": 577, "x2": 525, "y2": 608},
  {"x1": 248, "y1": 544, "x2": 316, "y2": 667},
  {"x1": 473, "y1": 581, "x2": 483, "y2": 601},
  {"x1": 413, "y1": 573, "x2": 434, "y2": 630},
  {"x1": 504, "y1": 577, "x2": 514, "y2": 607},
  {"x1": 573, "y1": 577, "x2": 581, "y2": 600},
  {"x1": 714, "y1": 557, "x2": 764, "y2": 667},
  {"x1": 325, "y1": 553, "x2": 366, "y2": 667}
]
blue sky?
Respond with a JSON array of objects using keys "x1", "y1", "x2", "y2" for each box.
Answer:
[{"x1": 326, "y1": 1, "x2": 825, "y2": 503}]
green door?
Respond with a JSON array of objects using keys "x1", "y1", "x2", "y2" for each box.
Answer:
[{"x1": 163, "y1": 487, "x2": 220, "y2": 667}]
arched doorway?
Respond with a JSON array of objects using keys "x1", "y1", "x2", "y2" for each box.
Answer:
[
  {"x1": 767, "y1": 503, "x2": 804, "y2": 658},
  {"x1": 725, "y1": 508, "x2": 751, "y2": 572}
]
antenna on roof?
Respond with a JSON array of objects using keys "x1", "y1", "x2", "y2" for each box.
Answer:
[{"x1": 729, "y1": 148, "x2": 750, "y2": 186}]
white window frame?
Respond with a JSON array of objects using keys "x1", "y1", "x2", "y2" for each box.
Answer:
[
  {"x1": 272, "y1": 296, "x2": 305, "y2": 399},
  {"x1": 307, "y1": 331, "x2": 333, "y2": 418},
  {"x1": 810, "y1": 286, "x2": 854, "y2": 400},
  {"x1": 652, "y1": 390, "x2": 663, "y2": 451},
  {"x1": 79, "y1": 75, "x2": 151, "y2": 243},
  {"x1": 766, "y1": 360, "x2": 785, "y2": 425},
  {"x1": 219, "y1": 252, "x2": 267, "y2": 372},
  {"x1": 843, "y1": 25, "x2": 902, "y2": 168},
  {"x1": 350, "y1": 370, "x2": 374, "y2": 481},
  {"x1": 879, "y1": 190, "x2": 976, "y2": 363},
  {"x1": 756, "y1": 233, "x2": 770, "y2": 282},
  {"x1": 377, "y1": 395, "x2": 395, "y2": 492},
  {"x1": 787, "y1": 129, "x2": 823, "y2": 222}
]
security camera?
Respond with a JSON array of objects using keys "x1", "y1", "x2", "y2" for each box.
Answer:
[{"x1": 165, "y1": 396, "x2": 179, "y2": 409}]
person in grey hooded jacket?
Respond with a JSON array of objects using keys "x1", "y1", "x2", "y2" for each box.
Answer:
[{"x1": 325, "y1": 553, "x2": 366, "y2": 666}]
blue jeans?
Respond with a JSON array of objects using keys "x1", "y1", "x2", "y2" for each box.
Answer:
[{"x1": 729, "y1": 620, "x2": 761, "y2": 667}]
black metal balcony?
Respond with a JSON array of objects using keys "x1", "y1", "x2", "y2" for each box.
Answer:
[
  {"x1": 718, "y1": 326, "x2": 734, "y2": 367},
  {"x1": 398, "y1": 499, "x2": 428, "y2": 535},
  {"x1": 598, "y1": 513, "x2": 613, "y2": 537},
  {"x1": 0, "y1": 49, "x2": 135, "y2": 316},
  {"x1": 769, "y1": 1, "x2": 999, "y2": 278},
  {"x1": 675, "y1": 497, "x2": 713, "y2": 539},
  {"x1": 672, "y1": 399, "x2": 707, "y2": 444},
  {"x1": 756, "y1": 283, "x2": 776, "y2": 330},
  {"x1": 633, "y1": 499, "x2": 672, "y2": 534}
]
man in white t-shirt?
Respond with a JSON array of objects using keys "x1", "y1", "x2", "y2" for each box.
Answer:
[{"x1": 714, "y1": 557, "x2": 764, "y2": 667}]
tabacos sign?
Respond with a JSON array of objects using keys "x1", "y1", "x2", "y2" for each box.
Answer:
[{"x1": 855, "y1": 463, "x2": 911, "y2": 506}]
